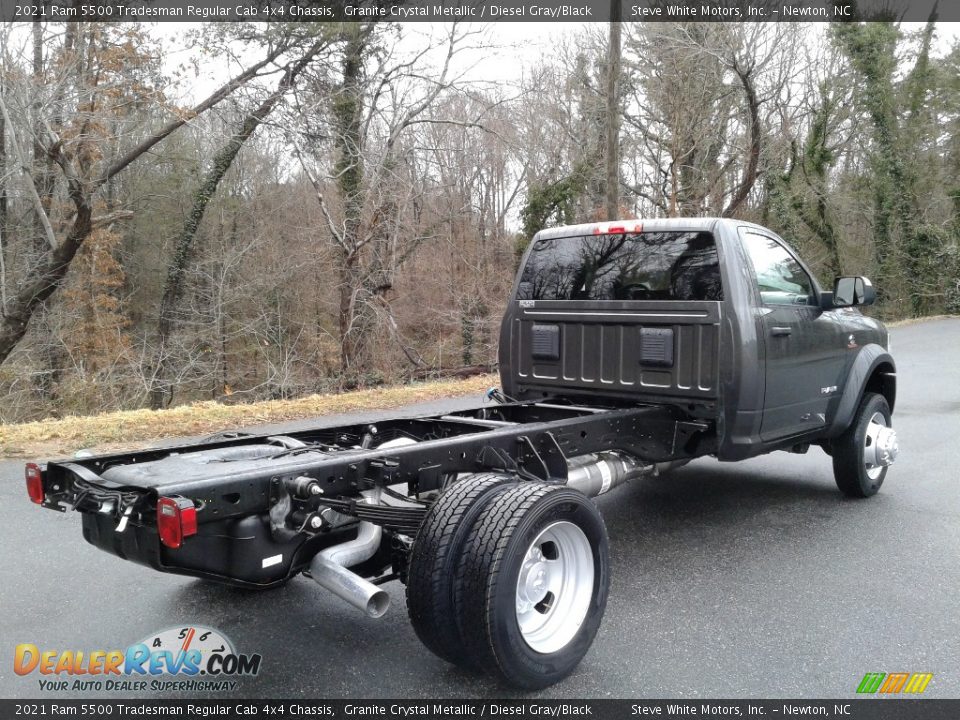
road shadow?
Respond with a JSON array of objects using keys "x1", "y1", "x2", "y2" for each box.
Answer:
[{"x1": 602, "y1": 457, "x2": 847, "y2": 519}]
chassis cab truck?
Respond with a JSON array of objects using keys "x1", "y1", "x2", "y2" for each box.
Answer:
[{"x1": 26, "y1": 219, "x2": 898, "y2": 689}]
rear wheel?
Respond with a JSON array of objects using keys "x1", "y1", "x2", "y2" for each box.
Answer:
[
  {"x1": 405, "y1": 473, "x2": 516, "y2": 666},
  {"x1": 453, "y1": 483, "x2": 609, "y2": 689},
  {"x1": 832, "y1": 392, "x2": 897, "y2": 498}
]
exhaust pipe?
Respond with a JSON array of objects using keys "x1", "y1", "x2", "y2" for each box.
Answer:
[
  {"x1": 306, "y1": 442, "x2": 415, "y2": 619},
  {"x1": 566, "y1": 452, "x2": 663, "y2": 498},
  {"x1": 309, "y1": 442, "x2": 680, "y2": 617},
  {"x1": 308, "y1": 517, "x2": 390, "y2": 618}
]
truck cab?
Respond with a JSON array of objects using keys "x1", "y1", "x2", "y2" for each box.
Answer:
[{"x1": 500, "y1": 218, "x2": 897, "y2": 465}]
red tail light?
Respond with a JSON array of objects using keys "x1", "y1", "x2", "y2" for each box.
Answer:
[
  {"x1": 25, "y1": 463, "x2": 44, "y2": 504},
  {"x1": 157, "y1": 497, "x2": 198, "y2": 549}
]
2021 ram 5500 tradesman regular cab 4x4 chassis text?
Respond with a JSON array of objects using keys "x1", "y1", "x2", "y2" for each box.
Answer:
[{"x1": 26, "y1": 218, "x2": 898, "y2": 689}]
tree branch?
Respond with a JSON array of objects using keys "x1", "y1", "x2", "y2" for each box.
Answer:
[
  {"x1": 90, "y1": 210, "x2": 134, "y2": 231},
  {"x1": 97, "y1": 43, "x2": 291, "y2": 188},
  {"x1": 722, "y1": 63, "x2": 762, "y2": 217},
  {"x1": 0, "y1": 92, "x2": 57, "y2": 249},
  {"x1": 290, "y1": 138, "x2": 349, "y2": 254}
]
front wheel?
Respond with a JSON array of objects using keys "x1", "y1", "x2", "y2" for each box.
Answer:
[
  {"x1": 453, "y1": 483, "x2": 609, "y2": 689},
  {"x1": 832, "y1": 392, "x2": 898, "y2": 498}
]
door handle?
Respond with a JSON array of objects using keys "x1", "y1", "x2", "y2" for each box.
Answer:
[{"x1": 771, "y1": 326, "x2": 793, "y2": 336}]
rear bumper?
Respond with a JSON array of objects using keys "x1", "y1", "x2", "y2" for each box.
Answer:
[{"x1": 37, "y1": 461, "x2": 321, "y2": 589}]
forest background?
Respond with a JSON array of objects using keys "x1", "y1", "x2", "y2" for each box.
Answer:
[{"x1": 0, "y1": 16, "x2": 956, "y2": 422}]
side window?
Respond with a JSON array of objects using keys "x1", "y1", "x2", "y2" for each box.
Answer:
[{"x1": 739, "y1": 232, "x2": 814, "y2": 306}]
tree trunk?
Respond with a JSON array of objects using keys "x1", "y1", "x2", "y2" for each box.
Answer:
[
  {"x1": 722, "y1": 64, "x2": 761, "y2": 218},
  {"x1": 30, "y1": 21, "x2": 58, "y2": 255},
  {"x1": 0, "y1": 71, "x2": 7, "y2": 311},
  {"x1": 834, "y1": 20, "x2": 919, "y2": 313},
  {"x1": 604, "y1": 14, "x2": 622, "y2": 220},
  {"x1": 334, "y1": 28, "x2": 368, "y2": 379},
  {"x1": 337, "y1": 249, "x2": 360, "y2": 376},
  {"x1": 0, "y1": 204, "x2": 92, "y2": 359}
]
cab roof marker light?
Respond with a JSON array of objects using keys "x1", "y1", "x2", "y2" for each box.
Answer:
[{"x1": 593, "y1": 222, "x2": 642, "y2": 235}]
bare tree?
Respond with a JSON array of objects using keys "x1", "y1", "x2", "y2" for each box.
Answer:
[
  {"x1": 622, "y1": 22, "x2": 803, "y2": 218},
  {"x1": 605, "y1": 12, "x2": 622, "y2": 220},
  {"x1": 292, "y1": 23, "x2": 484, "y2": 382}
]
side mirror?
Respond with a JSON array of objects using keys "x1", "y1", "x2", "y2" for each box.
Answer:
[{"x1": 833, "y1": 276, "x2": 876, "y2": 308}]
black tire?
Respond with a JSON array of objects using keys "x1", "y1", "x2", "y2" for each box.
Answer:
[
  {"x1": 832, "y1": 392, "x2": 893, "y2": 498},
  {"x1": 406, "y1": 473, "x2": 517, "y2": 666},
  {"x1": 453, "y1": 483, "x2": 609, "y2": 690}
]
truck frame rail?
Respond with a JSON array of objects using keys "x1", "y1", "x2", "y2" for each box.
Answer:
[{"x1": 33, "y1": 400, "x2": 715, "y2": 589}]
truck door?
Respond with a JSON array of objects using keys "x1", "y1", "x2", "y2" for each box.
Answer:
[{"x1": 738, "y1": 230, "x2": 846, "y2": 441}]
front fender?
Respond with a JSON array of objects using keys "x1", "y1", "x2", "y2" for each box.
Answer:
[{"x1": 825, "y1": 344, "x2": 896, "y2": 438}]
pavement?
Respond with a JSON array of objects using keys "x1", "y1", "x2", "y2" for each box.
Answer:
[{"x1": 1, "y1": 318, "x2": 958, "y2": 700}]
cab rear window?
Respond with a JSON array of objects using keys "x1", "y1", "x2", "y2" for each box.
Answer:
[{"x1": 516, "y1": 231, "x2": 723, "y2": 302}]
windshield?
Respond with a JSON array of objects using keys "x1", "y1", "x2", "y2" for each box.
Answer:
[{"x1": 516, "y1": 231, "x2": 723, "y2": 302}]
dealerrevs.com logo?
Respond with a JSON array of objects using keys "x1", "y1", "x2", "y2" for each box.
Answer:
[{"x1": 14, "y1": 625, "x2": 262, "y2": 693}]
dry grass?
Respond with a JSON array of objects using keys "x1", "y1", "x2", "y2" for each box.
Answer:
[
  {"x1": 0, "y1": 374, "x2": 497, "y2": 460},
  {"x1": 5, "y1": 313, "x2": 954, "y2": 460}
]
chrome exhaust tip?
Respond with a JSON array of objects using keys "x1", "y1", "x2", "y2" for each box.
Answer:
[
  {"x1": 309, "y1": 553, "x2": 391, "y2": 618},
  {"x1": 308, "y1": 518, "x2": 391, "y2": 618}
]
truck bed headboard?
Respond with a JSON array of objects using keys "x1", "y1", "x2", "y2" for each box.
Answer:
[{"x1": 498, "y1": 299, "x2": 722, "y2": 408}]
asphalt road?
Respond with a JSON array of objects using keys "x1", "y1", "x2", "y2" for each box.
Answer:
[{"x1": 2, "y1": 318, "x2": 959, "y2": 700}]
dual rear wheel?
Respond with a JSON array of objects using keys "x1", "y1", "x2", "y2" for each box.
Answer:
[
  {"x1": 405, "y1": 394, "x2": 897, "y2": 687},
  {"x1": 406, "y1": 476, "x2": 609, "y2": 689}
]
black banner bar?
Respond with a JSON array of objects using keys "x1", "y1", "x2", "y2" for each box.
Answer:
[
  {"x1": 2, "y1": 700, "x2": 959, "y2": 720},
  {"x1": 0, "y1": 0, "x2": 953, "y2": 23}
]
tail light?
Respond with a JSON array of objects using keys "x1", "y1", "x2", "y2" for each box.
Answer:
[
  {"x1": 157, "y1": 497, "x2": 198, "y2": 549},
  {"x1": 593, "y1": 222, "x2": 643, "y2": 235},
  {"x1": 25, "y1": 463, "x2": 44, "y2": 504}
]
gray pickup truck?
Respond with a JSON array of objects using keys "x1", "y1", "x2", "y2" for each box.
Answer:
[{"x1": 26, "y1": 218, "x2": 897, "y2": 689}]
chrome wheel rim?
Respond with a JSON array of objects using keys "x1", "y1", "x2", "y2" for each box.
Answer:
[
  {"x1": 863, "y1": 411, "x2": 897, "y2": 480},
  {"x1": 515, "y1": 521, "x2": 594, "y2": 654}
]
